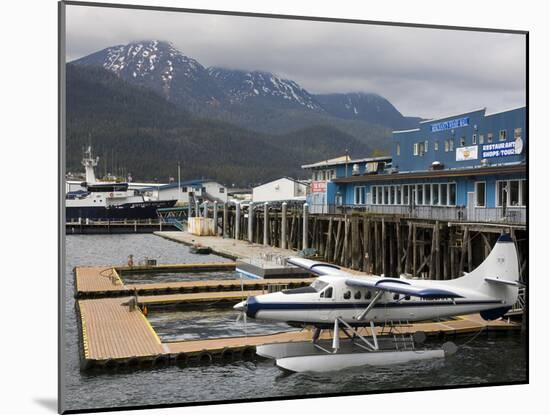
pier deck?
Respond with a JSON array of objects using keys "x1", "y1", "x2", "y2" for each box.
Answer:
[
  {"x1": 155, "y1": 231, "x2": 314, "y2": 262},
  {"x1": 77, "y1": 294, "x2": 520, "y2": 368}
]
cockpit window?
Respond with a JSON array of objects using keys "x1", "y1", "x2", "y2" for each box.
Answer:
[
  {"x1": 311, "y1": 279, "x2": 329, "y2": 292},
  {"x1": 320, "y1": 286, "x2": 333, "y2": 299}
]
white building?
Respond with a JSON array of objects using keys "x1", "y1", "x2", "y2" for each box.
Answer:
[
  {"x1": 252, "y1": 177, "x2": 308, "y2": 203},
  {"x1": 142, "y1": 179, "x2": 228, "y2": 203}
]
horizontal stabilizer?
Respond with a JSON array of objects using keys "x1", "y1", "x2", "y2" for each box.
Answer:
[
  {"x1": 484, "y1": 277, "x2": 524, "y2": 287},
  {"x1": 346, "y1": 278, "x2": 463, "y2": 299}
]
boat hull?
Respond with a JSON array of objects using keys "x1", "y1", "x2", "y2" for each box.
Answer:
[{"x1": 66, "y1": 200, "x2": 177, "y2": 221}]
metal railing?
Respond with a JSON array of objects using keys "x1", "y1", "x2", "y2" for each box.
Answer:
[{"x1": 307, "y1": 204, "x2": 526, "y2": 224}]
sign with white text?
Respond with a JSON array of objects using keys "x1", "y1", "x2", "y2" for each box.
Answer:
[
  {"x1": 311, "y1": 181, "x2": 327, "y2": 193},
  {"x1": 482, "y1": 142, "x2": 518, "y2": 158}
]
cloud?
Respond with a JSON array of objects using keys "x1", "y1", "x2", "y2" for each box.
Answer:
[{"x1": 65, "y1": 4, "x2": 526, "y2": 119}]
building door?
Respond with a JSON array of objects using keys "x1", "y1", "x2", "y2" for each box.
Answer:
[{"x1": 467, "y1": 191, "x2": 475, "y2": 221}]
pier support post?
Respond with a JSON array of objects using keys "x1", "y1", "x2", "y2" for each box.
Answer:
[
  {"x1": 263, "y1": 202, "x2": 269, "y2": 246},
  {"x1": 235, "y1": 203, "x2": 241, "y2": 240},
  {"x1": 302, "y1": 203, "x2": 309, "y2": 250},
  {"x1": 188, "y1": 200, "x2": 192, "y2": 221},
  {"x1": 203, "y1": 201, "x2": 208, "y2": 218},
  {"x1": 248, "y1": 203, "x2": 254, "y2": 243},
  {"x1": 195, "y1": 200, "x2": 199, "y2": 218},
  {"x1": 281, "y1": 202, "x2": 287, "y2": 249},
  {"x1": 223, "y1": 203, "x2": 228, "y2": 238},
  {"x1": 213, "y1": 201, "x2": 218, "y2": 235}
]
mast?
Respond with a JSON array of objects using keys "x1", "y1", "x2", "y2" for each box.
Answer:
[{"x1": 81, "y1": 146, "x2": 99, "y2": 184}]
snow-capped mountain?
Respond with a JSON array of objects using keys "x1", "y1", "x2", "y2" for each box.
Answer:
[
  {"x1": 72, "y1": 40, "x2": 225, "y2": 108},
  {"x1": 72, "y1": 40, "x2": 419, "y2": 132},
  {"x1": 207, "y1": 67, "x2": 323, "y2": 111}
]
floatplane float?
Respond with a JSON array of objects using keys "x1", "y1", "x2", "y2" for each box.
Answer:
[{"x1": 234, "y1": 234, "x2": 522, "y2": 373}]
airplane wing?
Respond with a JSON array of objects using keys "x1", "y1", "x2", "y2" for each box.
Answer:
[
  {"x1": 345, "y1": 278, "x2": 463, "y2": 299},
  {"x1": 286, "y1": 257, "x2": 351, "y2": 277}
]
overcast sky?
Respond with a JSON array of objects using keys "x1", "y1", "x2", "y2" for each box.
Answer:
[{"x1": 65, "y1": 4, "x2": 526, "y2": 119}]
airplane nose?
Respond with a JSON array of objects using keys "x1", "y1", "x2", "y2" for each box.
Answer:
[{"x1": 234, "y1": 301, "x2": 246, "y2": 311}]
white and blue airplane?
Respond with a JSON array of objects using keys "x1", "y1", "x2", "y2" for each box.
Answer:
[{"x1": 234, "y1": 233, "x2": 522, "y2": 372}]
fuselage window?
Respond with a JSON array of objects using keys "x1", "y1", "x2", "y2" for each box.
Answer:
[
  {"x1": 405, "y1": 295, "x2": 411, "y2": 301},
  {"x1": 365, "y1": 291, "x2": 372, "y2": 300},
  {"x1": 393, "y1": 293, "x2": 400, "y2": 301},
  {"x1": 354, "y1": 291, "x2": 362, "y2": 300},
  {"x1": 343, "y1": 290, "x2": 351, "y2": 300}
]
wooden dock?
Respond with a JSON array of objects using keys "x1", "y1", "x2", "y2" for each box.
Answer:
[
  {"x1": 77, "y1": 294, "x2": 520, "y2": 369},
  {"x1": 73, "y1": 254, "x2": 522, "y2": 370},
  {"x1": 75, "y1": 264, "x2": 313, "y2": 298}
]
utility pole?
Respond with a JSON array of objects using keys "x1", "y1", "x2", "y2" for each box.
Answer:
[{"x1": 178, "y1": 162, "x2": 181, "y2": 202}]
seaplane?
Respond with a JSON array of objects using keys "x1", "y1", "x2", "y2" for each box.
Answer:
[{"x1": 234, "y1": 233, "x2": 522, "y2": 373}]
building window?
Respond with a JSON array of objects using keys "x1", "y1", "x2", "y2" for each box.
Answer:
[
  {"x1": 444, "y1": 140, "x2": 449, "y2": 152},
  {"x1": 416, "y1": 184, "x2": 423, "y2": 205},
  {"x1": 515, "y1": 128, "x2": 522, "y2": 139},
  {"x1": 449, "y1": 183, "x2": 456, "y2": 205},
  {"x1": 424, "y1": 184, "x2": 431, "y2": 205},
  {"x1": 496, "y1": 181, "x2": 506, "y2": 207},
  {"x1": 413, "y1": 143, "x2": 419, "y2": 156},
  {"x1": 521, "y1": 180, "x2": 527, "y2": 206},
  {"x1": 396, "y1": 143, "x2": 401, "y2": 156},
  {"x1": 499, "y1": 130, "x2": 507, "y2": 141},
  {"x1": 181, "y1": 186, "x2": 188, "y2": 192},
  {"x1": 396, "y1": 185, "x2": 402, "y2": 205},
  {"x1": 219, "y1": 187, "x2": 225, "y2": 193},
  {"x1": 354, "y1": 186, "x2": 366, "y2": 205},
  {"x1": 441, "y1": 183, "x2": 448, "y2": 206},
  {"x1": 403, "y1": 185, "x2": 409, "y2": 205},
  {"x1": 509, "y1": 180, "x2": 519, "y2": 206},
  {"x1": 479, "y1": 134, "x2": 484, "y2": 144},
  {"x1": 424, "y1": 140, "x2": 429, "y2": 153},
  {"x1": 432, "y1": 183, "x2": 439, "y2": 205},
  {"x1": 434, "y1": 141, "x2": 439, "y2": 151},
  {"x1": 449, "y1": 139, "x2": 454, "y2": 151},
  {"x1": 487, "y1": 133, "x2": 493, "y2": 143},
  {"x1": 472, "y1": 134, "x2": 477, "y2": 145},
  {"x1": 383, "y1": 186, "x2": 389, "y2": 204},
  {"x1": 389, "y1": 185, "x2": 395, "y2": 204},
  {"x1": 378, "y1": 187, "x2": 383, "y2": 205},
  {"x1": 372, "y1": 186, "x2": 377, "y2": 204},
  {"x1": 460, "y1": 136, "x2": 466, "y2": 146},
  {"x1": 475, "y1": 182, "x2": 486, "y2": 207}
]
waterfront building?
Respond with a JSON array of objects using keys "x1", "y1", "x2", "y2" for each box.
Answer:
[
  {"x1": 303, "y1": 107, "x2": 526, "y2": 224},
  {"x1": 142, "y1": 179, "x2": 228, "y2": 203},
  {"x1": 252, "y1": 177, "x2": 308, "y2": 203}
]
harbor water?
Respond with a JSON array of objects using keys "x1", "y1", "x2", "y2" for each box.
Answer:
[{"x1": 63, "y1": 234, "x2": 527, "y2": 412}]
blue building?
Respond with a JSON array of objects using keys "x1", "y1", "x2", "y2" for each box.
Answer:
[{"x1": 304, "y1": 107, "x2": 526, "y2": 224}]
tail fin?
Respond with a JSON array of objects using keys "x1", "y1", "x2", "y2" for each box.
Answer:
[{"x1": 446, "y1": 233, "x2": 520, "y2": 306}]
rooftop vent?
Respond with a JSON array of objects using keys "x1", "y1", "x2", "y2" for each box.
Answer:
[{"x1": 431, "y1": 161, "x2": 444, "y2": 170}]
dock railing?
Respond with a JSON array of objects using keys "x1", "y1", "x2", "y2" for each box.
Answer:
[{"x1": 308, "y1": 204, "x2": 526, "y2": 225}]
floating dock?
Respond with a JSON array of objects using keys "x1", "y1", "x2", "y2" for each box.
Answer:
[
  {"x1": 77, "y1": 294, "x2": 520, "y2": 369},
  {"x1": 74, "y1": 250, "x2": 521, "y2": 370},
  {"x1": 66, "y1": 220, "x2": 177, "y2": 234},
  {"x1": 75, "y1": 264, "x2": 313, "y2": 298}
]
